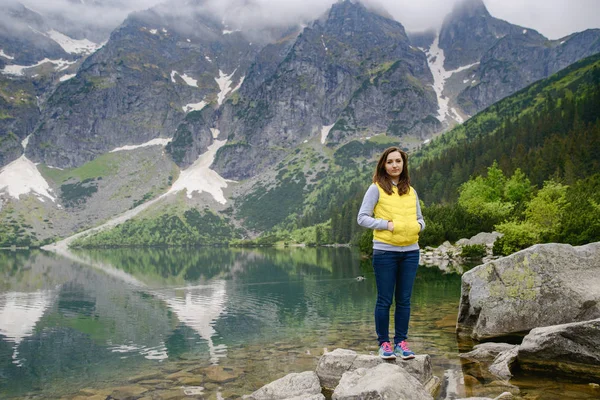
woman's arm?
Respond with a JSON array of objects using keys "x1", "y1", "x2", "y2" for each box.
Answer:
[
  {"x1": 415, "y1": 191, "x2": 426, "y2": 232},
  {"x1": 357, "y1": 184, "x2": 389, "y2": 230}
]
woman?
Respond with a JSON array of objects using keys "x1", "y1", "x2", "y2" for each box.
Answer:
[{"x1": 357, "y1": 146, "x2": 425, "y2": 360}]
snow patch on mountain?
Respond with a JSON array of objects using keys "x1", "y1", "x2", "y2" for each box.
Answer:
[
  {"x1": 215, "y1": 70, "x2": 236, "y2": 106},
  {"x1": 60, "y1": 73, "x2": 76, "y2": 82},
  {"x1": 0, "y1": 135, "x2": 55, "y2": 202},
  {"x1": 110, "y1": 138, "x2": 172, "y2": 153},
  {"x1": 1, "y1": 58, "x2": 76, "y2": 76},
  {"x1": 231, "y1": 76, "x2": 245, "y2": 93},
  {"x1": 179, "y1": 73, "x2": 198, "y2": 87},
  {"x1": 0, "y1": 156, "x2": 56, "y2": 202},
  {"x1": 183, "y1": 101, "x2": 207, "y2": 113},
  {"x1": 451, "y1": 108, "x2": 464, "y2": 123},
  {"x1": 321, "y1": 124, "x2": 334, "y2": 144},
  {"x1": 167, "y1": 134, "x2": 233, "y2": 204},
  {"x1": 46, "y1": 30, "x2": 100, "y2": 55},
  {"x1": 424, "y1": 35, "x2": 479, "y2": 123},
  {"x1": 0, "y1": 49, "x2": 15, "y2": 60},
  {"x1": 170, "y1": 71, "x2": 198, "y2": 87}
]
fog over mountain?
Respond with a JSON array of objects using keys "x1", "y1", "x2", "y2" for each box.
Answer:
[{"x1": 12, "y1": 0, "x2": 600, "y2": 41}]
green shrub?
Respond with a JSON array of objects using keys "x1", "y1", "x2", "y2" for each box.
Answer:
[
  {"x1": 493, "y1": 220, "x2": 540, "y2": 256},
  {"x1": 460, "y1": 244, "x2": 486, "y2": 258}
]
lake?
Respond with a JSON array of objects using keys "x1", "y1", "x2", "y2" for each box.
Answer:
[{"x1": 0, "y1": 247, "x2": 597, "y2": 399}]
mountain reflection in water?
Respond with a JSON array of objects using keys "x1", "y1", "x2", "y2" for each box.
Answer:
[{"x1": 1, "y1": 247, "x2": 595, "y2": 399}]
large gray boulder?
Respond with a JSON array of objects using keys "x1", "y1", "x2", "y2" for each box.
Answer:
[
  {"x1": 457, "y1": 242, "x2": 600, "y2": 340},
  {"x1": 316, "y1": 348, "x2": 438, "y2": 394},
  {"x1": 517, "y1": 318, "x2": 600, "y2": 381},
  {"x1": 332, "y1": 363, "x2": 433, "y2": 400},
  {"x1": 243, "y1": 371, "x2": 324, "y2": 400}
]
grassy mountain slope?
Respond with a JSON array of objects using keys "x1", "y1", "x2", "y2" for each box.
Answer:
[{"x1": 411, "y1": 52, "x2": 600, "y2": 204}]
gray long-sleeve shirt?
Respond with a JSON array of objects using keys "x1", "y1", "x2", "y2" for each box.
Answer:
[{"x1": 357, "y1": 183, "x2": 425, "y2": 252}]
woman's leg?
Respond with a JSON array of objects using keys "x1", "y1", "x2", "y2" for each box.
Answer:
[
  {"x1": 372, "y1": 250, "x2": 398, "y2": 344},
  {"x1": 393, "y1": 250, "x2": 420, "y2": 344}
]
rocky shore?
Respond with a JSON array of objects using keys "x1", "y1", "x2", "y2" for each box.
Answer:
[
  {"x1": 244, "y1": 240, "x2": 600, "y2": 399},
  {"x1": 420, "y1": 232, "x2": 503, "y2": 273},
  {"x1": 52, "y1": 238, "x2": 600, "y2": 400}
]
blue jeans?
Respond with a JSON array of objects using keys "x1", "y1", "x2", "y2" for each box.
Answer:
[{"x1": 372, "y1": 249, "x2": 419, "y2": 345}]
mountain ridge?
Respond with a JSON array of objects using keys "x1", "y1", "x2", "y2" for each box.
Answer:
[{"x1": 1, "y1": 0, "x2": 599, "y2": 246}]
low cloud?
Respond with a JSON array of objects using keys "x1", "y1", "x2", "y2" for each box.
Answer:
[{"x1": 12, "y1": 0, "x2": 600, "y2": 40}]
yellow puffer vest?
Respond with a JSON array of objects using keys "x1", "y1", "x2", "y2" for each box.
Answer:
[{"x1": 373, "y1": 183, "x2": 420, "y2": 247}]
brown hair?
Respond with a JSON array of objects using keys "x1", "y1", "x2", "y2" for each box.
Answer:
[{"x1": 372, "y1": 146, "x2": 410, "y2": 196}]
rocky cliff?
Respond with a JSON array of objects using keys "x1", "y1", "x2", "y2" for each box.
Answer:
[
  {"x1": 438, "y1": 0, "x2": 524, "y2": 71},
  {"x1": 459, "y1": 28, "x2": 600, "y2": 114},
  {"x1": 25, "y1": 5, "x2": 256, "y2": 168},
  {"x1": 211, "y1": 0, "x2": 437, "y2": 180}
]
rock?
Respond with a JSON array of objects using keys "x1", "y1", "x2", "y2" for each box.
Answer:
[
  {"x1": 494, "y1": 393, "x2": 515, "y2": 400},
  {"x1": 517, "y1": 318, "x2": 600, "y2": 380},
  {"x1": 460, "y1": 342, "x2": 517, "y2": 362},
  {"x1": 315, "y1": 349, "x2": 357, "y2": 390},
  {"x1": 203, "y1": 365, "x2": 244, "y2": 383},
  {"x1": 127, "y1": 372, "x2": 163, "y2": 383},
  {"x1": 165, "y1": 370, "x2": 194, "y2": 381},
  {"x1": 77, "y1": 388, "x2": 112, "y2": 397},
  {"x1": 332, "y1": 363, "x2": 433, "y2": 400},
  {"x1": 457, "y1": 242, "x2": 600, "y2": 340},
  {"x1": 316, "y1": 348, "x2": 435, "y2": 392},
  {"x1": 460, "y1": 393, "x2": 513, "y2": 400},
  {"x1": 109, "y1": 385, "x2": 148, "y2": 399},
  {"x1": 243, "y1": 371, "x2": 324, "y2": 400},
  {"x1": 152, "y1": 388, "x2": 188, "y2": 400},
  {"x1": 177, "y1": 376, "x2": 204, "y2": 386},
  {"x1": 489, "y1": 346, "x2": 519, "y2": 381},
  {"x1": 456, "y1": 232, "x2": 503, "y2": 247}
]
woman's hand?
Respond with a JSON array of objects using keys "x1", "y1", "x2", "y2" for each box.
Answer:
[{"x1": 387, "y1": 221, "x2": 394, "y2": 231}]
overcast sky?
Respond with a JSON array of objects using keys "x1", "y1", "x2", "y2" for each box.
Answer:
[{"x1": 14, "y1": 0, "x2": 600, "y2": 40}]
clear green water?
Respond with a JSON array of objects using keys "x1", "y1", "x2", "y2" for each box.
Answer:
[{"x1": 0, "y1": 248, "x2": 598, "y2": 399}]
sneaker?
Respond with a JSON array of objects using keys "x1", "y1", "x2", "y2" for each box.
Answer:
[
  {"x1": 378, "y1": 341, "x2": 396, "y2": 360},
  {"x1": 394, "y1": 341, "x2": 415, "y2": 360}
]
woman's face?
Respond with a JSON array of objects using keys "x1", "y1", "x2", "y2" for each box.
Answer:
[{"x1": 384, "y1": 151, "x2": 403, "y2": 180}]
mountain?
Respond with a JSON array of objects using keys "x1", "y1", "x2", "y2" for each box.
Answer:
[
  {"x1": 25, "y1": 4, "x2": 259, "y2": 169},
  {"x1": 1, "y1": 0, "x2": 599, "y2": 247},
  {"x1": 458, "y1": 28, "x2": 600, "y2": 114},
  {"x1": 438, "y1": 0, "x2": 524, "y2": 70},
  {"x1": 418, "y1": 0, "x2": 600, "y2": 120},
  {"x1": 0, "y1": 0, "x2": 105, "y2": 167},
  {"x1": 412, "y1": 52, "x2": 600, "y2": 203},
  {"x1": 208, "y1": 0, "x2": 438, "y2": 180},
  {"x1": 0, "y1": 1, "x2": 73, "y2": 66}
]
